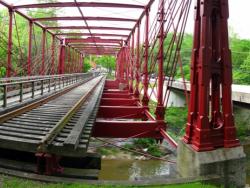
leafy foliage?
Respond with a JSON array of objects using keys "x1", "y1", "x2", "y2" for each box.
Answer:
[{"x1": 83, "y1": 61, "x2": 91, "y2": 73}]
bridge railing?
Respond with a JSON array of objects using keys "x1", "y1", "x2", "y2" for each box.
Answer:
[{"x1": 0, "y1": 73, "x2": 93, "y2": 108}]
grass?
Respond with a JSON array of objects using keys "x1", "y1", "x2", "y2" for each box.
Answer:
[
  {"x1": 148, "y1": 99, "x2": 249, "y2": 142},
  {"x1": 96, "y1": 147, "x2": 120, "y2": 156},
  {"x1": 0, "y1": 176, "x2": 219, "y2": 188}
]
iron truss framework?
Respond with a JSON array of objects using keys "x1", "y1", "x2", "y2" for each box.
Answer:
[{"x1": 0, "y1": 0, "x2": 240, "y2": 158}]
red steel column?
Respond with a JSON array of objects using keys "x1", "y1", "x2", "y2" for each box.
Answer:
[
  {"x1": 155, "y1": 0, "x2": 165, "y2": 120},
  {"x1": 134, "y1": 23, "x2": 140, "y2": 98},
  {"x1": 58, "y1": 39, "x2": 65, "y2": 74},
  {"x1": 221, "y1": 0, "x2": 239, "y2": 148},
  {"x1": 82, "y1": 55, "x2": 84, "y2": 72},
  {"x1": 41, "y1": 29, "x2": 46, "y2": 75},
  {"x1": 142, "y1": 8, "x2": 150, "y2": 107},
  {"x1": 27, "y1": 21, "x2": 33, "y2": 76},
  {"x1": 7, "y1": 9, "x2": 13, "y2": 77},
  {"x1": 183, "y1": 0, "x2": 239, "y2": 151},
  {"x1": 129, "y1": 33, "x2": 135, "y2": 94},
  {"x1": 67, "y1": 47, "x2": 71, "y2": 73},
  {"x1": 51, "y1": 35, "x2": 55, "y2": 75}
]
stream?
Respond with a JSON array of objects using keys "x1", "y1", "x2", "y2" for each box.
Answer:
[
  {"x1": 99, "y1": 159, "x2": 171, "y2": 180},
  {"x1": 98, "y1": 144, "x2": 250, "y2": 184}
]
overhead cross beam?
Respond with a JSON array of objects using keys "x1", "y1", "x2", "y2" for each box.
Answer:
[
  {"x1": 71, "y1": 44, "x2": 121, "y2": 48},
  {"x1": 33, "y1": 16, "x2": 137, "y2": 22},
  {"x1": 65, "y1": 37, "x2": 122, "y2": 44},
  {"x1": 55, "y1": 33, "x2": 128, "y2": 38},
  {"x1": 13, "y1": 2, "x2": 145, "y2": 9},
  {"x1": 46, "y1": 26, "x2": 131, "y2": 31}
]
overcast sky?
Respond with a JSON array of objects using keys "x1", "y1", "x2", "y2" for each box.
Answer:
[{"x1": 1, "y1": 0, "x2": 250, "y2": 39}]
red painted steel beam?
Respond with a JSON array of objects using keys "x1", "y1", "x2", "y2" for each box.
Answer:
[
  {"x1": 81, "y1": 49, "x2": 117, "y2": 53},
  {"x1": 102, "y1": 93, "x2": 131, "y2": 98},
  {"x1": 81, "y1": 51, "x2": 116, "y2": 55},
  {"x1": 127, "y1": 0, "x2": 155, "y2": 41},
  {"x1": 33, "y1": 16, "x2": 137, "y2": 22},
  {"x1": 155, "y1": 0, "x2": 165, "y2": 120},
  {"x1": 65, "y1": 38, "x2": 122, "y2": 44},
  {"x1": 92, "y1": 120, "x2": 165, "y2": 138},
  {"x1": 71, "y1": 44, "x2": 121, "y2": 47},
  {"x1": 142, "y1": 8, "x2": 150, "y2": 107},
  {"x1": 98, "y1": 106, "x2": 145, "y2": 119},
  {"x1": 41, "y1": 29, "x2": 46, "y2": 75},
  {"x1": 101, "y1": 98, "x2": 137, "y2": 106},
  {"x1": 7, "y1": 9, "x2": 13, "y2": 77},
  {"x1": 46, "y1": 26, "x2": 132, "y2": 31},
  {"x1": 27, "y1": 21, "x2": 32, "y2": 76},
  {"x1": 51, "y1": 35, "x2": 55, "y2": 75},
  {"x1": 13, "y1": 2, "x2": 145, "y2": 9},
  {"x1": 55, "y1": 33, "x2": 128, "y2": 38}
]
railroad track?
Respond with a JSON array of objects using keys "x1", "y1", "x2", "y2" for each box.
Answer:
[{"x1": 0, "y1": 75, "x2": 105, "y2": 179}]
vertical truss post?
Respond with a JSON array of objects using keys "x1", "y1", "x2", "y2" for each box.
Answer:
[
  {"x1": 155, "y1": 0, "x2": 165, "y2": 120},
  {"x1": 58, "y1": 39, "x2": 65, "y2": 74},
  {"x1": 80, "y1": 54, "x2": 83, "y2": 73},
  {"x1": 142, "y1": 8, "x2": 150, "y2": 108},
  {"x1": 7, "y1": 9, "x2": 13, "y2": 77},
  {"x1": 51, "y1": 35, "x2": 55, "y2": 75},
  {"x1": 134, "y1": 23, "x2": 141, "y2": 99},
  {"x1": 67, "y1": 47, "x2": 71, "y2": 73},
  {"x1": 183, "y1": 0, "x2": 239, "y2": 151},
  {"x1": 41, "y1": 29, "x2": 46, "y2": 75},
  {"x1": 27, "y1": 21, "x2": 33, "y2": 76},
  {"x1": 129, "y1": 32, "x2": 135, "y2": 94},
  {"x1": 82, "y1": 55, "x2": 84, "y2": 73},
  {"x1": 78, "y1": 53, "x2": 81, "y2": 73},
  {"x1": 73, "y1": 50, "x2": 76, "y2": 73},
  {"x1": 76, "y1": 51, "x2": 79, "y2": 73}
]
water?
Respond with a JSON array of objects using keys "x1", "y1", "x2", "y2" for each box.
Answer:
[
  {"x1": 244, "y1": 144, "x2": 250, "y2": 184},
  {"x1": 99, "y1": 159, "x2": 170, "y2": 180},
  {"x1": 99, "y1": 145, "x2": 250, "y2": 182}
]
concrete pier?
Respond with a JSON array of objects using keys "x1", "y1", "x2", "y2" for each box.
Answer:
[{"x1": 177, "y1": 140, "x2": 246, "y2": 188}]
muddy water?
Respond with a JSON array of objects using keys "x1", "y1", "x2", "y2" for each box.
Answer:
[
  {"x1": 99, "y1": 159, "x2": 170, "y2": 180},
  {"x1": 99, "y1": 145, "x2": 250, "y2": 182},
  {"x1": 244, "y1": 144, "x2": 250, "y2": 184}
]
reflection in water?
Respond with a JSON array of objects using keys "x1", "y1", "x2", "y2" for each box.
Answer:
[
  {"x1": 99, "y1": 159, "x2": 170, "y2": 180},
  {"x1": 244, "y1": 145, "x2": 250, "y2": 184}
]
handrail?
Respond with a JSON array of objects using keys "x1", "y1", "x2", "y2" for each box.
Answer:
[{"x1": 0, "y1": 73, "x2": 95, "y2": 108}]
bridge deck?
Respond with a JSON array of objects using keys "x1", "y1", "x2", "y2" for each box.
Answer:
[{"x1": 0, "y1": 76, "x2": 105, "y2": 157}]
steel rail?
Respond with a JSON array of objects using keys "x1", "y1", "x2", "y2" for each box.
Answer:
[
  {"x1": 37, "y1": 76, "x2": 103, "y2": 152},
  {"x1": 0, "y1": 75, "x2": 94, "y2": 124}
]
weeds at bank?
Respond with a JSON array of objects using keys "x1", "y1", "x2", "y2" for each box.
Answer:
[
  {"x1": 1, "y1": 176, "x2": 220, "y2": 188},
  {"x1": 149, "y1": 100, "x2": 249, "y2": 142}
]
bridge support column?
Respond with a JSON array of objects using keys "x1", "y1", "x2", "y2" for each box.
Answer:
[
  {"x1": 7, "y1": 9, "x2": 13, "y2": 77},
  {"x1": 142, "y1": 8, "x2": 150, "y2": 108},
  {"x1": 58, "y1": 39, "x2": 65, "y2": 74},
  {"x1": 51, "y1": 35, "x2": 55, "y2": 75},
  {"x1": 134, "y1": 23, "x2": 140, "y2": 99},
  {"x1": 27, "y1": 21, "x2": 33, "y2": 76},
  {"x1": 178, "y1": 0, "x2": 246, "y2": 187},
  {"x1": 41, "y1": 29, "x2": 46, "y2": 75},
  {"x1": 155, "y1": 0, "x2": 165, "y2": 120},
  {"x1": 129, "y1": 32, "x2": 135, "y2": 94}
]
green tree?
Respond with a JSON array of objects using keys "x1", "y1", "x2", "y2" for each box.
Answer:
[
  {"x1": 95, "y1": 55, "x2": 116, "y2": 75},
  {"x1": 83, "y1": 60, "x2": 91, "y2": 73}
]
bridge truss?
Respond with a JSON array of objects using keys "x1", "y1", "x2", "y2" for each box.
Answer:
[{"x1": 0, "y1": 0, "x2": 240, "y2": 162}]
